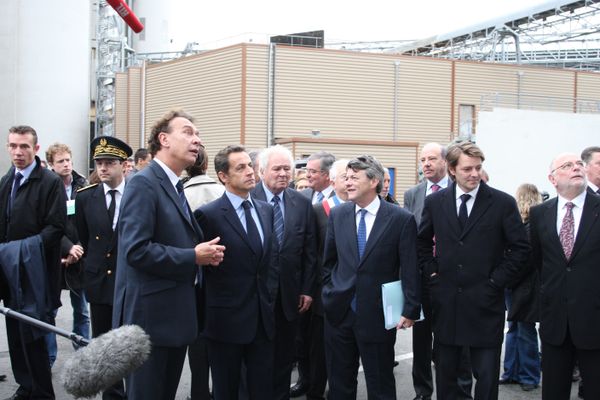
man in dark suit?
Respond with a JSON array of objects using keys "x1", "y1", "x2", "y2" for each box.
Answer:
[
  {"x1": 322, "y1": 155, "x2": 420, "y2": 400},
  {"x1": 112, "y1": 110, "x2": 225, "y2": 400},
  {"x1": 404, "y1": 143, "x2": 471, "y2": 400},
  {"x1": 292, "y1": 151, "x2": 335, "y2": 396},
  {"x1": 417, "y1": 141, "x2": 529, "y2": 400},
  {"x1": 76, "y1": 136, "x2": 132, "y2": 399},
  {"x1": 305, "y1": 159, "x2": 349, "y2": 399},
  {"x1": 251, "y1": 145, "x2": 317, "y2": 400},
  {"x1": 45, "y1": 142, "x2": 90, "y2": 367},
  {"x1": 0, "y1": 125, "x2": 66, "y2": 399},
  {"x1": 195, "y1": 145, "x2": 278, "y2": 400},
  {"x1": 578, "y1": 146, "x2": 600, "y2": 398},
  {"x1": 529, "y1": 152, "x2": 600, "y2": 400},
  {"x1": 582, "y1": 146, "x2": 600, "y2": 196}
]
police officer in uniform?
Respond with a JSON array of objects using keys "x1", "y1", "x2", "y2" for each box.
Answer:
[{"x1": 75, "y1": 136, "x2": 132, "y2": 400}]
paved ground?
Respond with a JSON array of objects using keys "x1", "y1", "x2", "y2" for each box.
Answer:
[{"x1": 0, "y1": 291, "x2": 582, "y2": 399}]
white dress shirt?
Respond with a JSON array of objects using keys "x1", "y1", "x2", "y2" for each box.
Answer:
[{"x1": 354, "y1": 196, "x2": 381, "y2": 240}]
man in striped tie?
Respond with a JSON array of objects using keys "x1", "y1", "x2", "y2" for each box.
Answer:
[{"x1": 251, "y1": 145, "x2": 317, "y2": 400}]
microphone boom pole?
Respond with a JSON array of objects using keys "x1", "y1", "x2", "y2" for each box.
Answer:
[{"x1": 0, "y1": 305, "x2": 89, "y2": 347}]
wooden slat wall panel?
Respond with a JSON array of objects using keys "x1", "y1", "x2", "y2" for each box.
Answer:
[
  {"x1": 114, "y1": 72, "x2": 128, "y2": 140},
  {"x1": 145, "y1": 45, "x2": 244, "y2": 177},
  {"x1": 454, "y1": 62, "x2": 519, "y2": 134},
  {"x1": 272, "y1": 47, "x2": 452, "y2": 146},
  {"x1": 244, "y1": 45, "x2": 270, "y2": 150},
  {"x1": 395, "y1": 57, "x2": 453, "y2": 144},
  {"x1": 127, "y1": 67, "x2": 142, "y2": 149},
  {"x1": 577, "y1": 71, "x2": 600, "y2": 104},
  {"x1": 519, "y1": 67, "x2": 574, "y2": 112}
]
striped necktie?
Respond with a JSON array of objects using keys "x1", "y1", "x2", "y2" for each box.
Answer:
[{"x1": 271, "y1": 195, "x2": 284, "y2": 245}]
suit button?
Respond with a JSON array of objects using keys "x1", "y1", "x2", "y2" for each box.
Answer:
[
  {"x1": 107, "y1": 270, "x2": 112, "y2": 275},
  {"x1": 458, "y1": 264, "x2": 463, "y2": 269},
  {"x1": 106, "y1": 253, "x2": 111, "y2": 258},
  {"x1": 459, "y1": 241, "x2": 464, "y2": 246},
  {"x1": 96, "y1": 236, "x2": 100, "y2": 240},
  {"x1": 566, "y1": 267, "x2": 572, "y2": 272},
  {"x1": 458, "y1": 287, "x2": 463, "y2": 293}
]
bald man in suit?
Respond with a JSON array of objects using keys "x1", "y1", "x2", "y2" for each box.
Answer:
[{"x1": 530, "y1": 153, "x2": 600, "y2": 400}]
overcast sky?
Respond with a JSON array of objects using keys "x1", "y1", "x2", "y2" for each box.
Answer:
[{"x1": 167, "y1": 0, "x2": 557, "y2": 49}]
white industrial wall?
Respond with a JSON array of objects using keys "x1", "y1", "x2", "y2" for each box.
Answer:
[
  {"x1": 0, "y1": 0, "x2": 91, "y2": 174},
  {"x1": 477, "y1": 108, "x2": 600, "y2": 198}
]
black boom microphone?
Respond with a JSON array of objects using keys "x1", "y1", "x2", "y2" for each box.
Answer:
[{"x1": 0, "y1": 305, "x2": 151, "y2": 399}]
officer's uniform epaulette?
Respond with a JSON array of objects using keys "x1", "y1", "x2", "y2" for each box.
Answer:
[{"x1": 77, "y1": 183, "x2": 99, "y2": 193}]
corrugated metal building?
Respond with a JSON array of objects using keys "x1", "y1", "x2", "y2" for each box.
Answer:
[{"x1": 113, "y1": 43, "x2": 600, "y2": 201}]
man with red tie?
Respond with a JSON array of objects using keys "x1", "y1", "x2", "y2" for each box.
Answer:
[{"x1": 529, "y1": 152, "x2": 600, "y2": 400}]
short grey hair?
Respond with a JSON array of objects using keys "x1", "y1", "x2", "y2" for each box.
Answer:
[
  {"x1": 258, "y1": 145, "x2": 294, "y2": 176},
  {"x1": 347, "y1": 155, "x2": 385, "y2": 194},
  {"x1": 307, "y1": 151, "x2": 336, "y2": 175}
]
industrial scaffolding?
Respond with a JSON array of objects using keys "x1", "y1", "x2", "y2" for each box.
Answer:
[{"x1": 328, "y1": 0, "x2": 600, "y2": 72}]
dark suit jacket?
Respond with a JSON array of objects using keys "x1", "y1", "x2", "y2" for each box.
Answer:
[
  {"x1": 530, "y1": 193, "x2": 600, "y2": 349},
  {"x1": 76, "y1": 182, "x2": 119, "y2": 305},
  {"x1": 403, "y1": 181, "x2": 427, "y2": 226},
  {"x1": 0, "y1": 156, "x2": 66, "y2": 311},
  {"x1": 312, "y1": 202, "x2": 330, "y2": 316},
  {"x1": 195, "y1": 193, "x2": 278, "y2": 344},
  {"x1": 252, "y1": 184, "x2": 317, "y2": 321},
  {"x1": 322, "y1": 200, "x2": 420, "y2": 343},
  {"x1": 60, "y1": 170, "x2": 87, "y2": 290},
  {"x1": 112, "y1": 161, "x2": 204, "y2": 347},
  {"x1": 417, "y1": 182, "x2": 530, "y2": 347}
]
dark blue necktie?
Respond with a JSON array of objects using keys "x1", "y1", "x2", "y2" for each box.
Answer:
[
  {"x1": 242, "y1": 200, "x2": 263, "y2": 256},
  {"x1": 176, "y1": 181, "x2": 191, "y2": 223},
  {"x1": 458, "y1": 193, "x2": 471, "y2": 230},
  {"x1": 271, "y1": 195, "x2": 284, "y2": 245},
  {"x1": 8, "y1": 172, "x2": 23, "y2": 215},
  {"x1": 351, "y1": 209, "x2": 368, "y2": 312},
  {"x1": 357, "y1": 209, "x2": 368, "y2": 258}
]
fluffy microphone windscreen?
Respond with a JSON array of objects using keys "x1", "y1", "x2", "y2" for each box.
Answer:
[{"x1": 61, "y1": 325, "x2": 152, "y2": 398}]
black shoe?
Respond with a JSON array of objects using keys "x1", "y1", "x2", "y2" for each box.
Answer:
[
  {"x1": 520, "y1": 383, "x2": 538, "y2": 391},
  {"x1": 290, "y1": 381, "x2": 309, "y2": 398},
  {"x1": 499, "y1": 378, "x2": 517, "y2": 385},
  {"x1": 413, "y1": 395, "x2": 432, "y2": 400}
]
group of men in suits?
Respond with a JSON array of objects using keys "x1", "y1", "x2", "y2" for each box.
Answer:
[{"x1": 3, "y1": 113, "x2": 599, "y2": 400}]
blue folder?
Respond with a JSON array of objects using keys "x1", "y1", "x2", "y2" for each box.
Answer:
[{"x1": 381, "y1": 280, "x2": 423, "y2": 330}]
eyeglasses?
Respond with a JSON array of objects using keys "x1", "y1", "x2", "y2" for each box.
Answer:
[
  {"x1": 306, "y1": 168, "x2": 324, "y2": 175},
  {"x1": 551, "y1": 160, "x2": 584, "y2": 174}
]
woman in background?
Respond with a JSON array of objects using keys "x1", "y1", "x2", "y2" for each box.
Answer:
[{"x1": 500, "y1": 183, "x2": 542, "y2": 391}]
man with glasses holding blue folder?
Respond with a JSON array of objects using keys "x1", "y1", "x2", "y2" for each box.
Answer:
[{"x1": 322, "y1": 155, "x2": 420, "y2": 400}]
